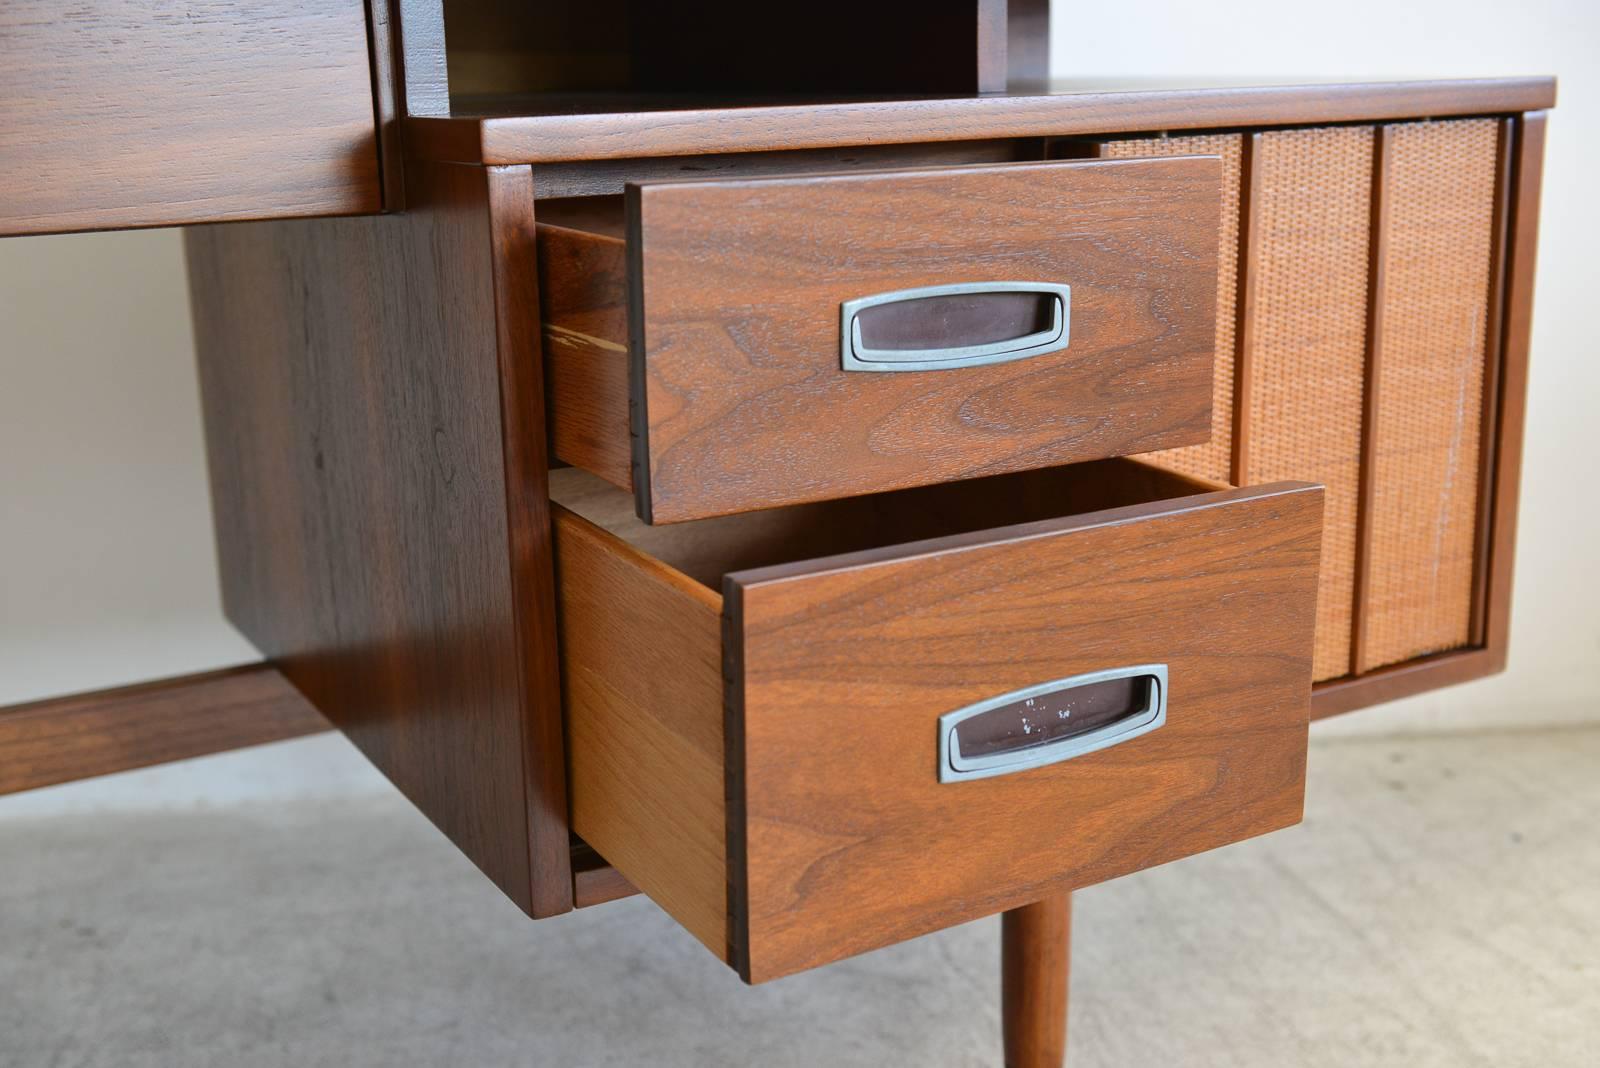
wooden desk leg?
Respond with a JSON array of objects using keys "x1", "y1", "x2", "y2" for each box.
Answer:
[{"x1": 1002, "y1": 894, "x2": 1072, "y2": 1067}]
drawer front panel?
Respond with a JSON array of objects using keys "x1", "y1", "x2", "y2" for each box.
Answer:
[
  {"x1": 724, "y1": 480, "x2": 1322, "y2": 981},
  {"x1": 542, "y1": 157, "x2": 1223, "y2": 522},
  {"x1": 633, "y1": 158, "x2": 1221, "y2": 521}
]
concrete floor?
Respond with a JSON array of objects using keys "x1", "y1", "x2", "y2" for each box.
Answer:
[{"x1": 2, "y1": 728, "x2": 1597, "y2": 1067}]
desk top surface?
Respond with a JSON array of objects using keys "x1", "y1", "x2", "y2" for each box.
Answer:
[{"x1": 407, "y1": 76, "x2": 1557, "y2": 165}]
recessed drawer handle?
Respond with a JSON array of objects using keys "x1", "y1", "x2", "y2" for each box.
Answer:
[
  {"x1": 841, "y1": 281, "x2": 1072, "y2": 372},
  {"x1": 937, "y1": 665, "x2": 1167, "y2": 783}
]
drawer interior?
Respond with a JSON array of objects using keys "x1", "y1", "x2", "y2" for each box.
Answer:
[
  {"x1": 552, "y1": 456, "x2": 1223, "y2": 589},
  {"x1": 553, "y1": 458, "x2": 1323, "y2": 982}
]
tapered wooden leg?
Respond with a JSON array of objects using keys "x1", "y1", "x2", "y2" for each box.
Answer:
[{"x1": 1002, "y1": 894, "x2": 1071, "y2": 1067}]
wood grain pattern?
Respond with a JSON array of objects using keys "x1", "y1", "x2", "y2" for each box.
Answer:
[
  {"x1": 551, "y1": 459, "x2": 1225, "y2": 590},
  {"x1": 405, "y1": 78, "x2": 1555, "y2": 166},
  {"x1": 529, "y1": 139, "x2": 1039, "y2": 200},
  {"x1": 727, "y1": 479, "x2": 1321, "y2": 982},
  {"x1": 541, "y1": 157, "x2": 1222, "y2": 522},
  {"x1": 1002, "y1": 895, "x2": 1071, "y2": 1068},
  {"x1": 187, "y1": 159, "x2": 571, "y2": 918},
  {"x1": 0, "y1": 0, "x2": 380, "y2": 235},
  {"x1": 555, "y1": 504, "x2": 729, "y2": 957},
  {"x1": 554, "y1": 461, "x2": 1320, "y2": 982},
  {"x1": 0, "y1": 666, "x2": 327, "y2": 796}
]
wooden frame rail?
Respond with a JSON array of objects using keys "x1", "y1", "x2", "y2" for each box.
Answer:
[
  {"x1": 0, "y1": 664, "x2": 633, "y2": 907},
  {"x1": 0, "y1": 665, "x2": 328, "y2": 796}
]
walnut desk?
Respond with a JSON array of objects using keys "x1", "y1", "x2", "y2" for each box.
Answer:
[{"x1": 0, "y1": 2, "x2": 1552, "y2": 1064}]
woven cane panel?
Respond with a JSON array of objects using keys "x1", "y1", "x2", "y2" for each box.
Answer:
[
  {"x1": 1244, "y1": 126, "x2": 1374, "y2": 681},
  {"x1": 1101, "y1": 134, "x2": 1243, "y2": 484},
  {"x1": 1362, "y1": 119, "x2": 1500, "y2": 669}
]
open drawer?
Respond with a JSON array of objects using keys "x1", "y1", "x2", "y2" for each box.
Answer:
[
  {"x1": 537, "y1": 157, "x2": 1223, "y2": 523},
  {"x1": 552, "y1": 459, "x2": 1323, "y2": 982}
]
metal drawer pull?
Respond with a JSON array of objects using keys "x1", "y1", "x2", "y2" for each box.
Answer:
[
  {"x1": 841, "y1": 281, "x2": 1072, "y2": 372},
  {"x1": 937, "y1": 665, "x2": 1167, "y2": 783}
]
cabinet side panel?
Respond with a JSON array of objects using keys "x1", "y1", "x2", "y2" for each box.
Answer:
[
  {"x1": 1361, "y1": 119, "x2": 1500, "y2": 670},
  {"x1": 1241, "y1": 126, "x2": 1375, "y2": 681},
  {"x1": 186, "y1": 160, "x2": 569, "y2": 915}
]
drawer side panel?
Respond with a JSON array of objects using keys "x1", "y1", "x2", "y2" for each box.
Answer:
[
  {"x1": 538, "y1": 223, "x2": 635, "y2": 490},
  {"x1": 555, "y1": 507, "x2": 730, "y2": 958}
]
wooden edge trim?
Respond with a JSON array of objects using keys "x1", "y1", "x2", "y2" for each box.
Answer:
[
  {"x1": 623, "y1": 186, "x2": 655, "y2": 523},
  {"x1": 720, "y1": 573, "x2": 753, "y2": 982},
  {"x1": 1483, "y1": 112, "x2": 1546, "y2": 658},
  {"x1": 364, "y1": 0, "x2": 404, "y2": 210},
  {"x1": 975, "y1": 0, "x2": 1008, "y2": 94},
  {"x1": 0, "y1": 665, "x2": 329, "y2": 797},
  {"x1": 486, "y1": 165, "x2": 575, "y2": 916},
  {"x1": 1350, "y1": 124, "x2": 1394, "y2": 675},
  {"x1": 1322, "y1": 111, "x2": 1540, "y2": 714},
  {"x1": 1311, "y1": 647, "x2": 1498, "y2": 719},
  {"x1": 1469, "y1": 118, "x2": 1518, "y2": 645},
  {"x1": 571, "y1": 841, "x2": 640, "y2": 908},
  {"x1": 535, "y1": 219, "x2": 627, "y2": 247},
  {"x1": 402, "y1": 79, "x2": 1557, "y2": 165},
  {"x1": 1230, "y1": 131, "x2": 1263, "y2": 486}
]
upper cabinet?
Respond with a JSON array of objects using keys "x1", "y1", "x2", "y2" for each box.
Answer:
[{"x1": 0, "y1": 0, "x2": 383, "y2": 236}]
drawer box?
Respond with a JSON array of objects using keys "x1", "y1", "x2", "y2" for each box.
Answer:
[
  {"x1": 552, "y1": 459, "x2": 1323, "y2": 982},
  {"x1": 537, "y1": 157, "x2": 1224, "y2": 523}
]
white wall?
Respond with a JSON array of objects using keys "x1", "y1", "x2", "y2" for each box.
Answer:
[
  {"x1": 1, "y1": 0, "x2": 1595, "y2": 813},
  {"x1": 0, "y1": 231, "x2": 257, "y2": 704}
]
